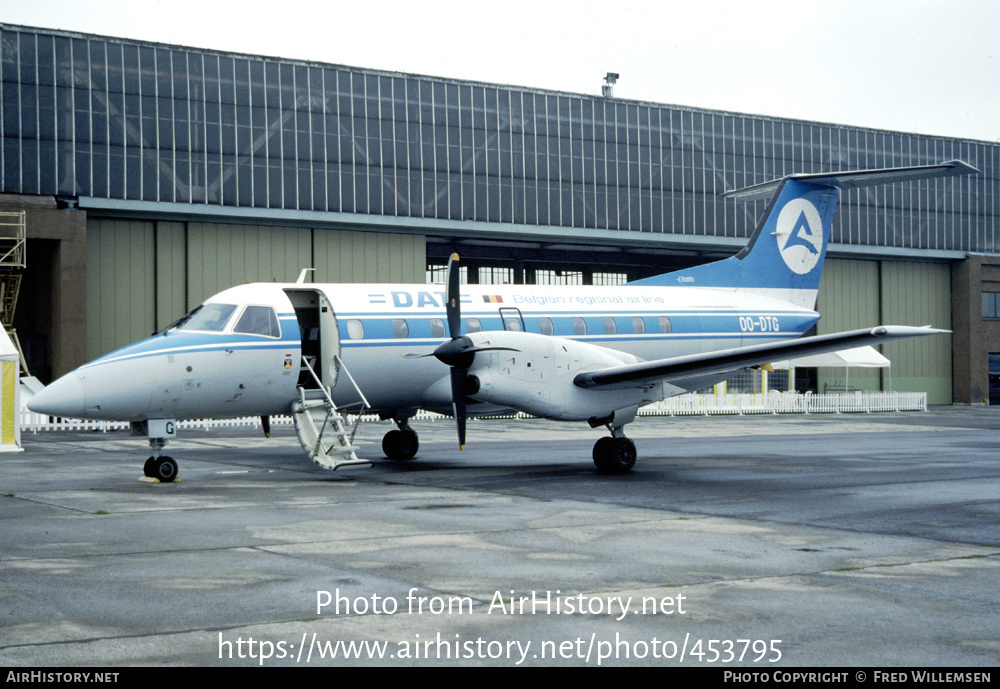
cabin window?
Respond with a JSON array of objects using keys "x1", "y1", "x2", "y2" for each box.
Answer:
[
  {"x1": 603, "y1": 317, "x2": 617, "y2": 334},
  {"x1": 467, "y1": 318, "x2": 482, "y2": 333},
  {"x1": 234, "y1": 305, "x2": 281, "y2": 338},
  {"x1": 573, "y1": 317, "x2": 587, "y2": 335},
  {"x1": 539, "y1": 317, "x2": 554, "y2": 336},
  {"x1": 659, "y1": 316, "x2": 672, "y2": 333},
  {"x1": 429, "y1": 318, "x2": 446, "y2": 338},
  {"x1": 176, "y1": 303, "x2": 237, "y2": 332},
  {"x1": 505, "y1": 317, "x2": 522, "y2": 331},
  {"x1": 392, "y1": 319, "x2": 409, "y2": 338},
  {"x1": 346, "y1": 319, "x2": 365, "y2": 339},
  {"x1": 632, "y1": 316, "x2": 646, "y2": 334}
]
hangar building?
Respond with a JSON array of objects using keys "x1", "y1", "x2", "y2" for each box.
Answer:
[{"x1": 2, "y1": 23, "x2": 998, "y2": 404}]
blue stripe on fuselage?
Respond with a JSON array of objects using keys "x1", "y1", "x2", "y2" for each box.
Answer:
[
  {"x1": 336, "y1": 311, "x2": 816, "y2": 342},
  {"x1": 81, "y1": 309, "x2": 817, "y2": 366},
  {"x1": 81, "y1": 329, "x2": 299, "y2": 369}
]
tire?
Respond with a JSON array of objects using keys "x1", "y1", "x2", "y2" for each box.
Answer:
[
  {"x1": 593, "y1": 437, "x2": 615, "y2": 466},
  {"x1": 153, "y1": 456, "x2": 179, "y2": 482},
  {"x1": 594, "y1": 437, "x2": 636, "y2": 474},
  {"x1": 383, "y1": 429, "x2": 419, "y2": 460}
]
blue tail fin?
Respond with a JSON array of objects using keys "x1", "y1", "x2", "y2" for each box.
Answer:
[{"x1": 629, "y1": 160, "x2": 978, "y2": 309}]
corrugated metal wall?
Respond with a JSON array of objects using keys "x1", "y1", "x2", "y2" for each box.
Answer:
[
  {"x1": 313, "y1": 229, "x2": 425, "y2": 284},
  {"x1": 880, "y1": 261, "x2": 952, "y2": 404},
  {"x1": 816, "y1": 257, "x2": 952, "y2": 403},
  {"x1": 86, "y1": 219, "x2": 426, "y2": 359},
  {"x1": 155, "y1": 222, "x2": 186, "y2": 330},
  {"x1": 815, "y1": 259, "x2": 882, "y2": 394},
  {"x1": 186, "y1": 223, "x2": 313, "y2": 307},
  {"x1": 86, "y1": 219, "x2": 156, "y2": 360}
]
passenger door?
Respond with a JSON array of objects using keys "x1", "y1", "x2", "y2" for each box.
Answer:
[{"x1": 283, "y1": 289, "x2": 342, "y2": 390}]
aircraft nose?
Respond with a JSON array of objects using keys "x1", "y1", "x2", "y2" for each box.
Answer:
[{"x1": 27, "y1": 372, "x2": 86, "y2": 418}]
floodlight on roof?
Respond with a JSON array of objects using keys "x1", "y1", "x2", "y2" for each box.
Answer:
[{"x1": 602, "y1": 72, "x2": 619, "y2": 98}]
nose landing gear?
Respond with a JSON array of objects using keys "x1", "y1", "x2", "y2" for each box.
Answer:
[{"x1": 134, "y1": 420, "x2": 180, "y2": 483}]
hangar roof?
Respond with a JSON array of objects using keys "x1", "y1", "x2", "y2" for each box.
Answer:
[{"x1": 2, "y1": 22, "x2": 997, "y2": 259}]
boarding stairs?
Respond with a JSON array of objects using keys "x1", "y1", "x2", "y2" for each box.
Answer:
[{"x1": 291, "y1": 355, "x2": 371, "y2": 470}]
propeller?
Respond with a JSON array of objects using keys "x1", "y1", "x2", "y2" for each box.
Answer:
[
  {"x1": 430, "y1": 253, "x2": 516, "y2": 450},
  {"x1": 436, "y1": 253, "x2": 471, "y2": 450}
]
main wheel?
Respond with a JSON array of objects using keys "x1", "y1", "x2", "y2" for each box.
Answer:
[
  {"x1": 382, "y1": 429, "x2": 419, "y2": 460},
  {"x1": 593, "y1": 437, "x2": 615, "y2": 464},
  {"x1": 593, "y1": 437, "x2": 636, "y2": 474},
  {"x1": 153, "y1": 456, "x2": 179, "y2": 482},
  {"x1": 143, "y1": 456, "x2": 156, "y2": 477}
]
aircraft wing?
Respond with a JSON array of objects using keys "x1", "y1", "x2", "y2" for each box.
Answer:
[{"x1": 573, "y1": 326, "x2": 946, "y2": 392}]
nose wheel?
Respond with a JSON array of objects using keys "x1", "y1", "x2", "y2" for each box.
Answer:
[{"x1": 144, "y1": 456, "x2": 179, "y2": 482}]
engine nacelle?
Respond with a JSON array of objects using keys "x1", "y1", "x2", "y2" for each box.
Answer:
[{"x1": 462, "y1": 331, "x2": 662, "y2": 422}]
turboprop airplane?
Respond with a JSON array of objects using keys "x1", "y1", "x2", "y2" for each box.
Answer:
[{"x1": 28, "y1": 160, "x2": 976, "y2": 480}]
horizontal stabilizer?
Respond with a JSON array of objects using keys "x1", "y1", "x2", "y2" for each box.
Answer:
[{"x1": 724, "y1": 160, "x2": 979, "y2": 202}]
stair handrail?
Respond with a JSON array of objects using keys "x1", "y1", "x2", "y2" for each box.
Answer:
[{"x1": 334, "y1": 355, "x2": 371, "y2": 411}]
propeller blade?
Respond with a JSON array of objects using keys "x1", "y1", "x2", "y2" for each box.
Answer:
[
  {"x1": 441, "y1": 253, "x2": 473, "y2": 450},
  {"x1": 446, "y1": 252, "x2": 461, "y2": 339},
  {"x1": 450, "y1": 367, "x2": 467, "y2": 450}
]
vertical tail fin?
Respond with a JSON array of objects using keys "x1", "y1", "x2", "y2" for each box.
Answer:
[{"x1": 630, "y1": 160, "x2": 978, "y2": 309}]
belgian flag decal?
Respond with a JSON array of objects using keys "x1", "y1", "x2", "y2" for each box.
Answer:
[{"x1": 482, "y1": 295, "x2": 504, "y2": 303}]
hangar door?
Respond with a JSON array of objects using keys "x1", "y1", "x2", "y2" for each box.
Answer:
[{"x1": 816, "y1": 258, "x2": 952, "y2": 404}]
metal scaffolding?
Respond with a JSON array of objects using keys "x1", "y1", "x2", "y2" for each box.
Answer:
[{"x1": 0, "y1": 211, "x2": 26, "y2": 374}]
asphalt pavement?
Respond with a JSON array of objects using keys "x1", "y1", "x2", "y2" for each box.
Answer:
[{"x1": 2, "y1": 407, "x2": 998, "y2": 667}]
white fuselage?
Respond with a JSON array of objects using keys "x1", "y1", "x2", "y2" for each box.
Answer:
[{"x1": 31, "y1": 280, "x2": 818, "y2": 424}]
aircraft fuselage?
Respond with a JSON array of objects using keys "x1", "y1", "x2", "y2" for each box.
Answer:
[{"x1": 37, "y1": 280, "x2": 817, "y2": 424}]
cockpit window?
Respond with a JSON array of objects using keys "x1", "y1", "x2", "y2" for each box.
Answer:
[
  {"x1": 175, "y1": 303, "x2": 237, "y2": 332},
  {"x1": 234, "y1": 305, "x2": 281, "y2": 338}
]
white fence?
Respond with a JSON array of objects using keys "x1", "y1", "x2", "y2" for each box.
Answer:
[
  {"x1": 19, "y1": 391, "x2": 926, "y2": 434},
  {"x1": 636, "y1": 390, "x2": 927, "y2": 416}
]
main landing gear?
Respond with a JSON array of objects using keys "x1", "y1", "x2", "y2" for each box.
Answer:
[
  {"x1": 592, "y1": 426, "x2": 637, "y2": 474},
  {"x1": 589, "y1": 408, "x2": 639, "y2": 474},
  {"x1": 382, "y1": 416, "x2": 419, "y2": 461},
  {"x1": 379, "y1": 414, "x2": 636, "y2": 472}
]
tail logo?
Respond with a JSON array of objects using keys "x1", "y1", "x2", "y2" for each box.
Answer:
[{"x1": 775, "y1": 198, "x2": 824, "y2": 275}]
